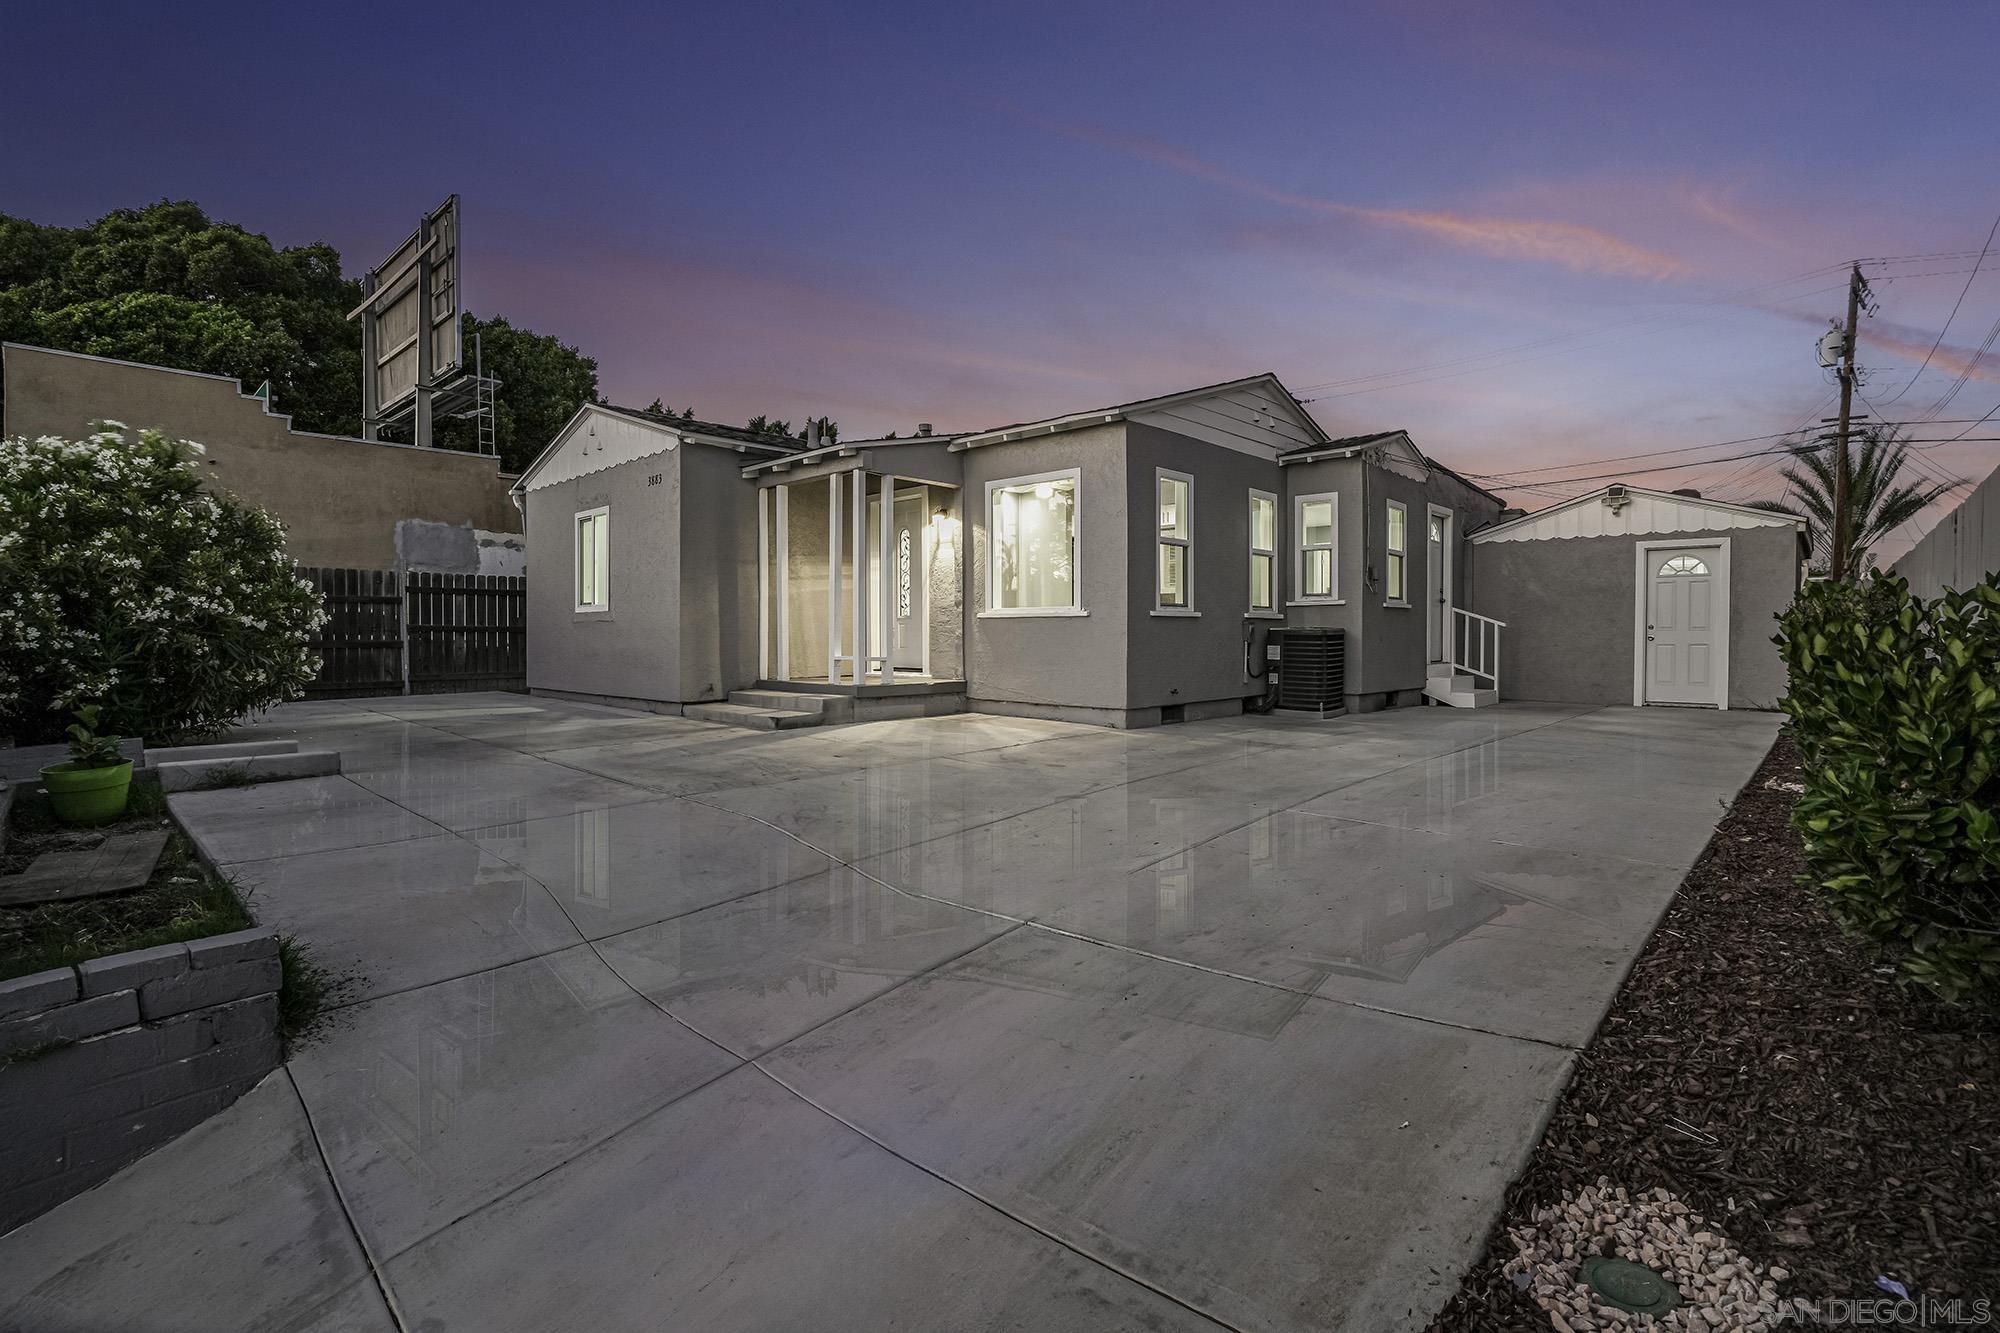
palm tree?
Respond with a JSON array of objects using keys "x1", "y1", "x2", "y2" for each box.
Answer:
[{"x1": 1750, "y1": 425, "x2": 1963, "y2": 578}]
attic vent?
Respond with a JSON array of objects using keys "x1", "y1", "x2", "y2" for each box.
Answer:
[
  {"x1": 917, "y1": 423, "x2": 934, "y2": 436},
  {"x1": 1671, "y1": 488, "x2": 1701, "y2": 499}
]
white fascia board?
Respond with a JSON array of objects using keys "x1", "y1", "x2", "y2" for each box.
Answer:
[
  {"x1": 518, "y1": 405, "x2": 682, "y2": 495},
  {"x1": 951, "y1": 373, "x2": 1328, "y2": 453},
  {"x1": 950, "y1": 411, "x2": 1124, "y2": 451},
  {"x1": 1472, "y1": 484, "x2": 1808, "y2": 543}
]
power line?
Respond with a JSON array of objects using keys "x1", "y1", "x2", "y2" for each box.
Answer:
[
  {"x1": 1873, "y1": 204, "x2": 2000, "y2": 405},
  {"x1": 1483, "y1": 439, "x2": 1840, "y2": 490},
  {"x1": 1466, "y1": 427, "x2": 1819, "y2": 482}
]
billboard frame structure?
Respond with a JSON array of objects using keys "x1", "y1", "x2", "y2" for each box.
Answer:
[{"x1": 350, "y1": 195, "x2": 495, "y2": 451}]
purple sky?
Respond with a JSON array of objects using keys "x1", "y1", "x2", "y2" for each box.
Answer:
[{"x1": 7, "y1": 0, "x2": 1997, "y2": 558}]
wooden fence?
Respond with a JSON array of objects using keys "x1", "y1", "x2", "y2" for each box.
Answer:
[{"x1": 300, "y1": 567, "x2": 526, "y2": 698}]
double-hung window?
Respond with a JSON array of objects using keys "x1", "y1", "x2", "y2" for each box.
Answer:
[
  {"x1": 987, "y1": 470, "x2": 1080, "y2": 614},
  {"x1": 1385, "y1": 500, "x2": 1409, "y2": 605},
  {"x1": 1248, "y1": 490, "x2": 1276, "y2": 612},
  {"x1": 1294, "y1": 492, "x2": 1338, "y2": 601},
  {"x1": 575, "y1": 507, "x2": 609, "y2": 611},
  {"x1": 1156, "y1": 470, "x2": 1193, "y2": 611}
]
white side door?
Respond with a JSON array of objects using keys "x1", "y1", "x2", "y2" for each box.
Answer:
[
  {"x1": 1644, "y1": 549, "x2": 1722, "y2": 706},
  {"x1": 1426, "y1": 507, "x2": 1451, "y2": 662},
  {"x1": 891, "y1": 486, "x2": 928, "y2": 671}
]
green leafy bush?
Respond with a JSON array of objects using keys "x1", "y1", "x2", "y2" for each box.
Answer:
[
  {"x1": 1776, "y1": 571, "x2": 2000, "y2": 1004},
  {"x1": 63, "y1": 704, "x2": 124, "y2": 768},
  {"x1": 0, "y1": 424, "x2": 325, "y2": 744}
]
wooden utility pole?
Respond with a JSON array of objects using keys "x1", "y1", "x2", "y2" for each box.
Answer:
[{"x1": 1830, "y1": 262, "x2": 1866, "y2": 580}]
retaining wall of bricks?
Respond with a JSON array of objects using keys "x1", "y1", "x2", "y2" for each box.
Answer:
[{"x1": 0, "y1": 928, "x2": 282, "y2": 1232}]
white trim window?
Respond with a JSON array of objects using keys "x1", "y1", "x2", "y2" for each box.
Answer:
[
  {"x1": 1385, "y1": 500, "x2": 1409, "y2": 606},
  {"x1": 1248, "y1": 489, "x2": 1276, "y2": 612},
  {"x1": 575, "y1": 506, "x2": 609, "y2": 611},
  {"x1": 1294, "y1": 492, "x2": 1338, "y2": 602},
  {"x1": 985, "y1": 469, "x2": 1081, "y2": 615},
  {"x1": 1156, "y1": 469, "x2": 1193, "y2": 611}
]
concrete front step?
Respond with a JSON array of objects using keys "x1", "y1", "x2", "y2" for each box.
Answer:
[
  {"x1": 154, "y1": 750, "x2": 342, "y2": 792},
  {"x1": 727, "y1": 689, "x2": 854, "y2": 723},
  {"x1": 1422, "y1": 681, "x2": 1499, "y2": 709},
  {"x1": 685, "y1": 702, "x2": 823, "y2": 731}
]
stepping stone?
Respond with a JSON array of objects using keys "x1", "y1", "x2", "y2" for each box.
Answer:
[{"x1": 0, "y1": 830, "x2": 171, "y2": 907}]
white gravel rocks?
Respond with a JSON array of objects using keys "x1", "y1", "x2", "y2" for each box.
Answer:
[{"x1": 1500, "y1": 1180, "x2": 1787, "y2": 1330}]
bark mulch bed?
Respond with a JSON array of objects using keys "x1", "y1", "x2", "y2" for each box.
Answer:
[{"x1": 1428, "y1": 733, "x2": 1998, "y2": 1330}]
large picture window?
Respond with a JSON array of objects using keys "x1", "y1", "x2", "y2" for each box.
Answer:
[
  {"x1": 1249, "y1": 490, "x2": 1276, "y2": 612},
  {"x1": 575, "y1": 507, "x2": 609, "y2": 611},
  {"x1": 987, "y1": 470, "x2": 1080, "y2": 614},
  {"x1": 1294, "y1": 492, "x2": 1338, "y2": 601},
  {"x1": 1157, "y1": 469, "x2": 1193, "y2": 611},
  {"x1": 1385, "y1": 500, "x2": 1408, "y2": 605}
]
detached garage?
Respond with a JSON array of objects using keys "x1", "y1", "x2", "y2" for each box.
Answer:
[{"x1": 1468, "y1": 485, "x2": 1809, "y2": 710}]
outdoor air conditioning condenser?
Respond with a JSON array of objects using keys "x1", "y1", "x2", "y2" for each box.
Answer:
[{"x1": 1273, "y1": 627, "x2": 1345, "y2": 717}]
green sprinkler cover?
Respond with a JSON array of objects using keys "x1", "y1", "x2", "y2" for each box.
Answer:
[{"x1": 1580, "y1": 1255, "x2": 1681, "y2": 1316}]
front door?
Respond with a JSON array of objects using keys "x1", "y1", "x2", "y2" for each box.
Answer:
[
  {"x1": 891, "y1": 486, "x2": 927, "y2": 671},
  {"x1": 1426, "y1": 508, "x2": 1451, "y2": 662},
  {"x1": 1645, "y1": 548, "x2": 1722, "y2": 706}
]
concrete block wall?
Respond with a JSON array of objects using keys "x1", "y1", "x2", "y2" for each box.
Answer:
[{"x1": 0, "y1": 928, "x2": 282, "y2": 1232}]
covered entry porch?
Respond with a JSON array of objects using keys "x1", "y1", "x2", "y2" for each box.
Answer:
[{"x1": 753, "y1": 460, "x2": 964, "y2": 698}]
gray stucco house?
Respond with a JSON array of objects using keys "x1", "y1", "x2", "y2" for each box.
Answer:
[{"x1": 513, "y1": 375, "x2": 1806, "y2": 728}]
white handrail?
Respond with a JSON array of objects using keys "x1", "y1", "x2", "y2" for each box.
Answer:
[{"x1": 1451, "y1": 607, "x2": 1504, "y2": 691}]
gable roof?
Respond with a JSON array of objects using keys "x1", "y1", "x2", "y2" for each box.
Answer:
[
  {"x1": 1281, "y1": 429, "x2": 1406, "y2": 455},
  {"x1": 597, "y1": 404, "x2": 805, "y2": 451},
  {"x1": 949, "y1": 372, "x2": 1331, "y2": 456},
  {"x1": 1277, "y1": 428, "x2": 1507, "y2": 506},
  {"x1": 1470, "y1": 483, "x2": 1810, "y2": 544},
  {"x1": 513, "y1": 402, "x2": 800, "y2": 494}
]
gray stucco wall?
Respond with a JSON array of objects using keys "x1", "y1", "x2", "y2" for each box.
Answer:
[
  {"x1": 525, "y1": 447, "x2": 683, "y2": 704},
  {"x1": 678, "y1": 445, "x2": 758, "y2": 702},
  {"x1": 1274, "y1": 456, "x2": 1502, "y2": 709},
  {"x1": 1354, "y1": 464, "x2": 1506, "y2": 700},
  {"x1": 1274, "y1": 457, "x2": 1369, "y2": 701},
  {"x1": 1469, "y1": 524, "x2": 1800, "y2": 709},
  {"x1": 961, "y1": 423, "x2": 1130, "y2": 713},
  {"x1": 1123, "y1": 422, "x2": 1284, "y2": 714}
]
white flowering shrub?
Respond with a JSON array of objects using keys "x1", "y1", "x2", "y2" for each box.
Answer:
[{"x1": 0, "y1": 424, "x2": 325, "y2": 744}]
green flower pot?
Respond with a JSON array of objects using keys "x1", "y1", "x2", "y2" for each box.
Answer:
[{"x1": 39, "y1": 760, "x2": 134, "y2": 826}]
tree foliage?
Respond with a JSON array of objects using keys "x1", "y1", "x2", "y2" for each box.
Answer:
[
  {"x1": 431, "y1": 314, "x2": 599, "y2": 470},
  {"x1": 0, "y1": 425, "x2": 325, "y2": 745},
  {"x1": 0, "y1": 202, "x2": 598, "y2": 473},
  {"x1": 1762, "y1": 426, "x2": 1964, "y2": 577},
  {"x1": 1776, "y1": 572, "x2": 2000, "y2": 1005}
]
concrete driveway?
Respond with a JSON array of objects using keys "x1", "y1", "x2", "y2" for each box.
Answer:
[{"x1": 0, "y1": 694, "x2": 1781, "y2": 1332}]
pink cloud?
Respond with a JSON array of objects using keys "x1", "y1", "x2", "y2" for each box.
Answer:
[
  {"x1": 1760, "y1": 307, "x2": 2000, "y2": 387},
  {"x1": 1036, "y1": 117, "x2": 1693, "y2": 281}
]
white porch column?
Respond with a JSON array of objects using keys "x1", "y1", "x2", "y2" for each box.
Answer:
[
  {"x1": 774, "y1": 484, "x2": 790, "y2": 679},
  {"x1": 851, "y1": 468, "x2": 867, "y2": 686},
  {"x1": 757, "y1": 486, "x2": 770, "y2": 681},
  {"x1": 878, "y1": 480, "x2": 894, "y2": 681},
  {"x1": 827, "y1": 472, "x2": 841, "y2": 683}
]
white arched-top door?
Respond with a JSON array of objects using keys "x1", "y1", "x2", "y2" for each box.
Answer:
[{"x1": 1644, "y1": 548, "x2": 1723, "y2": 706}]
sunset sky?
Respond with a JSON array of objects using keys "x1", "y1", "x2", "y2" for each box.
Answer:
[{"x1": 7, "y1": 0, "x2": 1997, "y2": 558}]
